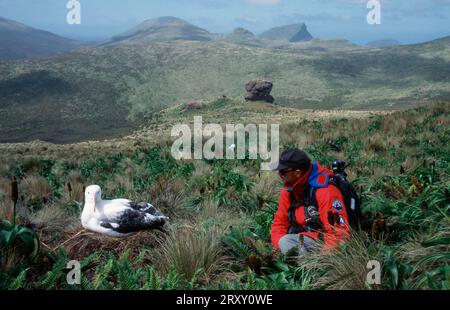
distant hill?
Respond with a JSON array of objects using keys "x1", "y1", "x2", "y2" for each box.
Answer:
[
  {"x1": 259, "y1": 23, "x2": 313, "y2": 42},
  {"x1": 223, "y1": 27, "x2": 265, "y2": 47},
  {"x1": 0, "y1": 17, "x2": 448, "y2": 143},
  {"x1": 232, "y1": 27, "x2": 254, "y2": 36},
  {"x1": 404, "y1": 35, "x2": 450, "y2": 56},
  {"x1": 269, "y1": 38, "x2": 364, "y2": 52},
  {"x1": 0, "y1": 16, "x2": 84, "y2": 59},
  {"x1": 103, "y1": 16, "x2": 212, "y2": 46},
  {"x1": 367, "y1": 39, "x2": 401, "y2": 48}
]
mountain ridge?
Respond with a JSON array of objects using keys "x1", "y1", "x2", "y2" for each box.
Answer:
[
  {"x1": 0, "y1": 16, "x2": 85, "y2": 59},
  {"x1": 103, "y1": 16, "x2": 213, "y2": 46},
  {"x1": 259, "y1": 23, "x2": 313, "y2": 42},
  {"x1": 367, "y1": 39, "x2": 401, "y2": 48}
]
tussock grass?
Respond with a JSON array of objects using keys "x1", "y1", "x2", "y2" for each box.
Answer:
[
  {"x1": 251, "y1": 172, "x2": 281, "y2": 201},
  {"x1": 402, "y1": 156, "x2": 420, "y2": 173},
  {"x1": 395, "y1": 227, "x2": 450, "y2": 289},
  {"x1": 62, "y1": 180, "x2": 85, "y2": 203},
  {"x1": 148, "y1": 176, "x2": 187, "y2": 219},
  {"x1": 0, "y1": 201, "x2": 12, "y2": 223},
  {"x1": 302, "y1": 231, "x2": 385, "y2": 290},
  {"x1": 28, "y1": 204, "x2": 76, "y2": 243},
  {"x1": 153, "y1": 223, "x2": 229, "y2": 284},
  {"x1": 0, "y1": 102, "x2": 448, "y2": 290},
  {"x1": 0, "y1": 177, "x2": 10, "y2": 200},
  {"x1": 0, "y1": 163, "x2": 13, "y2": 178},
  {"x1": 20, "y1": 175, "x2": 52, "y2": 207},
  {"x1": 0, "y1": 248, "x2": 22, "y2": 274}
]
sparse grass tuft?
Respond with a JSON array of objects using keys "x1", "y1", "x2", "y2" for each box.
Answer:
[
  {"x1": 20, "y1": 175, "x2": 53, "y2": 210},
  {"x1": 153, "y1": 224, "x2": 229, "y2": 284},
  {"x1": 302, "y1": 231, "x2": 385, "y2": 290}
]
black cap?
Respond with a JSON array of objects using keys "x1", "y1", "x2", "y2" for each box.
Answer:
[{"x1": 271, "y1": 148, "x2": 311, "y2": 171}]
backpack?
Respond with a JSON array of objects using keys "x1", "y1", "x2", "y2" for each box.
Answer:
[{"x1": 287, "y1": 160, "x2": 363, "y2": 233}]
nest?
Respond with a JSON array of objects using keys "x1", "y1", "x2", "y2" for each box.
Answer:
[{"x1": 47, "y1": 228, "x2": 166, "y2": 261}]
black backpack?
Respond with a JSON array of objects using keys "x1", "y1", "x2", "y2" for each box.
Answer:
[
  {"x1": 329, "y1": 161, "x2": 363, "y2": 229},
  {"x1": 287, "y1": 160, "x2": 363, "y2": 233}
]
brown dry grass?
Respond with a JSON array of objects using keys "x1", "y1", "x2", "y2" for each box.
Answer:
[
  {"x1": 0, "y1": 248, "x2": 23, "y2": 274},
  {"x1": 251, "y1": 171, "x2": 281, "y2": 200},
  {"x1": 402, "y1": 156, "x2": 420, "y2": 173},
  {"x1": 395, "y1": 228, "x2": 450, "y2": 289},
  {"x1": 29, "y1": 204, "x2": 77, "y2": 245},
  {"x1": 104, "y1": 175, "x2": 134, "y2": 195},
  {"x1": 0, "y1": 200, "x2": 13, "y2": 223},
  {"x1": 148, "y1": 176, "x2": 187, "y2": 219},
  {"x1": 20, "y1": 175, "x2": 52, "y2": 206},
  {"x1": 0, "y1": 177, "x2": 10, "y2": 199},
  {"x1": 302, "y1": 231, "x2": 385, "y2": 290},
  {"x1": 152, "y1": 223, "x2": 229, "y2": 283},
  {"x1": 64, "y1": 170, "x2": 85, "y2": 202},
  {"x1": 0, "y1": 161, "x2": 14, "y2": 178},
  {"x1": 0, "y1": 104, "x2": 388, "y2": 161},
  {"x1": 0, "y1": 178, "x2": 14, "y2": 221}
]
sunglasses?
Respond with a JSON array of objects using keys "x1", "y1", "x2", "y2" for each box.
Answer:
[{"x1": 278, "y1": 169, "x2": 294, "y2": 177}]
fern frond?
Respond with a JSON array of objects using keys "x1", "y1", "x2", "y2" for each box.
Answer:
[
  {"x1": 8, "y1": 268, "x2": 29, "y2": 290},
  {"x1": 164, "y1": 267, "x2": 181, "y2": 290},
  {"x1": 93, "y1": 259, "x2": 114, "y2": 290},
  {"x1": 40, "y1": 249, "x2": 68, "y2": 289},
  {"x1": 143, "y1": 267, "x2": 162, "y2": 290}
]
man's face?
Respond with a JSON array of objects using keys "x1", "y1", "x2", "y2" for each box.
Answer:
[{"x1": 278, "y1": 168, "x2": 303, "y2": 186}]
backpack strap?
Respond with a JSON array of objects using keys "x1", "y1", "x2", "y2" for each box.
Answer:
[
  {"x1": 304, "y1": 186, "x2": 323, "y2": 232},
  {"x1": 287, "y1": 186, "x2": 324, "y2": 234},
  {"x1": 287, "y1": 188, "x2": 306, "y2": 234}
]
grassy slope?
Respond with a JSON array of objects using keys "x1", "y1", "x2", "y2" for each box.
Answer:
[
  {"x1": 0, "y1": 17, "x2": 84, "y2": 60},
  {"x1": 0, "y1": 37, "x2": 449, "y2": 143},
  {"x1": 0, "y1": 102, "x2": 448, "y2": 290}
]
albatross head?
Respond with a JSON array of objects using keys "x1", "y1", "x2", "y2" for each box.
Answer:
[{"x1": 84, "y1": 185, "x2": 102, "y2": 210}]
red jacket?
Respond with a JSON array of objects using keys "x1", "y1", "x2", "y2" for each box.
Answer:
[{"x1": 271, "y1": 162, "x2": 350, "y2": 251}]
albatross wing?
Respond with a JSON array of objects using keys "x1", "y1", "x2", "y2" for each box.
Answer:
[{"x1": 107, "y1": 208, "x2": 167, "y2": 234}]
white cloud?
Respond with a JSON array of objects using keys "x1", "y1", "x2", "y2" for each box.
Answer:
[{"x1": 244, "y1": 0, "x2": 282, "y2": 6}]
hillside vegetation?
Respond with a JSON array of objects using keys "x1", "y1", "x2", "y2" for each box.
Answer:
[
  {"x1": 0, "y1": 16, "x2": 84, "y2": 60},
  {"x1": 0, "y1": 36, "x2": 449, "y2": 143},
  {"x1": 0, "y1": 102, "x2": 448, "y2": 290}
]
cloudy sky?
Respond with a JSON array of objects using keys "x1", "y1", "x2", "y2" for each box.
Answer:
[{"x1": 0, "y1": 0, "x2": 449, "y2": 44}]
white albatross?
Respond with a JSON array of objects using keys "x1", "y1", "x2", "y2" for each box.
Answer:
[{"x1": 81, "y1": 185, "x2": 168, "y2": 237}]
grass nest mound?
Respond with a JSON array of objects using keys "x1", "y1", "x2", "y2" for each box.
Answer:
[{"x1": 53, "y1": 228, "x2": 166, "y2": 261}]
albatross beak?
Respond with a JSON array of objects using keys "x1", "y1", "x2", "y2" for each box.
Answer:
[{"x1": 89, "y1": 198, "x2": 96, "y2": 211}]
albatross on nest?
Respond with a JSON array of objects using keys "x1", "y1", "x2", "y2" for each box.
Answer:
[{"x1": 81, "y1": 185, "x2": 168, "y2": 237}]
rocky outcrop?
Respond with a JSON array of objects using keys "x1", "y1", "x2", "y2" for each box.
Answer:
[
  {"x1": 232, "y1": 27, "x2": 254, "y2": 36},
  {"x1": 186, "y1": 101, "x2": 204, "y2": 110},
  {"x1": 259, "y1": 23, "x2": 313, "y2": 42},
  {"x1": 244, "y1": 80, "x2": 274, "y2": 103}
]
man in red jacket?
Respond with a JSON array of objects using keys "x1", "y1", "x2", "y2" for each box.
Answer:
[{"x1": 271, "y1": 149, "x2": 350, "y2": 254}]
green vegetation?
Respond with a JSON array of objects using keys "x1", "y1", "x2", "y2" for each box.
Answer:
[
  {"x1": 0, "y1": 35, "x2": 449, "y2": 143},
  {"x1": 0, "y1": 102, "x2": 448, "y2": 290},
  {"x1": 104, "y1": 16, "x2": 213, "y2": 46}
]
